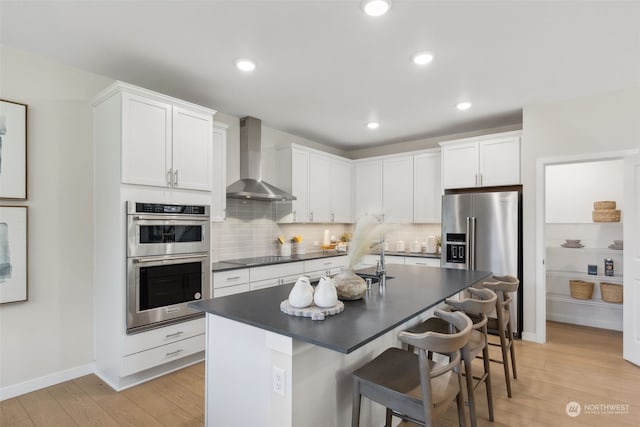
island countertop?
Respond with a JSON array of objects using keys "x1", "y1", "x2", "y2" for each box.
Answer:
[{"x1": 190, "y1": 265, "x2": 491, "y2": 354}]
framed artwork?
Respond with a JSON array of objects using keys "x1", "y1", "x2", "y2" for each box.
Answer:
[
  {"x1": 0, "y1": 99, "x2": 28, "y2": 200},
  {"x1": 0, "y1": 206, "x2": 28, "y2": 304}
]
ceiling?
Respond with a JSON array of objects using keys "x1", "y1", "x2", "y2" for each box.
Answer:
[{"x1": 1, "y1": 1, "x2": 639, "y2": 150}]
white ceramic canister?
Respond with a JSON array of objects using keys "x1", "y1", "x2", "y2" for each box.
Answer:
[
  {"x1": 396, "y1": 240, "x2": 405, "y2": 252},
  {"x1": 409, "y1": 241, "x2": 421, "y2": 253},
  {"x1": 426, "y1": 237, "x2": 437, "y2": 254},
  {"x1": 280, "y1": 243, "x2": 292, "y2": 257}
]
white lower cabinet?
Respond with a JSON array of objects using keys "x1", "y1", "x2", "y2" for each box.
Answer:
[
  {"x1": 304, "y1": 256, "x2": 347, "y2": 280},
  {"x1": 122, "y1": 334, "x2": 205, "y2": 377},
  {"x1": 404, "y1": 257, "x2": 440, "y2": 267},
  {"x1": 213, "y1": 269, "x2": 251, "y2": 297},
  {"x1": 121, "y1": 318, "x2": 205, "y2": 377}
]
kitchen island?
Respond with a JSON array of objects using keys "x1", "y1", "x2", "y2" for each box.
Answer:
[{"x1": 190, "y1": 265, "x2": 491, "y2": 427}]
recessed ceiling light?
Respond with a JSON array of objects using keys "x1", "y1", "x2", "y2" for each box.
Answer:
[
  {"x1": 412, "y1": 52, "x2": 434, "y2": 66},
  {"x1": 236, "y1": 59, "x2": 256, "y2": 72},
  {"x1": 362, "y1": 0, "x2": 391, "y2": 17},
  {"x1": 456, "y1": 102, "x2": 472, "y2": 111},
  {"x1": 367, "y1": 122, "x2": 380, "y2": 129}
]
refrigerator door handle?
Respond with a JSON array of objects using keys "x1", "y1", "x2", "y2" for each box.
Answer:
[
  {"x1": 465, "y1": 217, "x2": 471, "y2": 270},
  {"x1": 467, "y1": 216, "x2": 477, "y2": 270}
]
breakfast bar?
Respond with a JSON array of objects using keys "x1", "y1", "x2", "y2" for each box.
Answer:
[{"x1": 191, "y1": 265, "x2": 492, "y2": 427}]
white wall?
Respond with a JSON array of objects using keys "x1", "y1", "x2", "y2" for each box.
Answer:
[
  {"x1": 521, "y1": 87, "x2": 640, "y2": 341},
  {"x1": 0, "y1": 46, "x2": 111, "y2": 393}
]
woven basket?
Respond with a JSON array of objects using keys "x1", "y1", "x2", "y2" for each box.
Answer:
[
  {"x1": 600, "y1": 282, "x2": 623, "y2": 303},
  {"x1": 592, "y1": 209, "x2": 621, "y2": 222},
  {"x1": 569, "y1": 280, "x2": 594, "y2": 300},
  {"x1": 594, "y1": 200, "x2": 616, "y2": 210}
]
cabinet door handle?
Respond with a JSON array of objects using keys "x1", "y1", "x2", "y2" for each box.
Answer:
[
  {"x1": 226, "y1": 276, "x2": 241, "y2": 281},
  {"x1": 310, "y1": 211, "x2": 314, "y2": 222},
  {"x1": 166, "y1": 349, "x2": 184, "y2": 357},
  {"x1": 475, "y1": 174, "x2": 478, "y2": 186},
  {"x1": 173, "y1": 169, "x2": 179, "y2": 186},
  {"x1": 167, "y1": 169, "x2": 173, "y2": 186},
  {"x1": 479, "y1": 173, "x2": 483, "y2": 186},
  {"x1": 331, "y1": 212, "x2": 335, "y2": 222},
  {"x1": 165, "y1": 330, "x2": 184, "y2": 338},
  {"x1": 293, "y1": 210, "x2": 296, "y2": 222}
]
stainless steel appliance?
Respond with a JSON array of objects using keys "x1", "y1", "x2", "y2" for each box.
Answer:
[
  {"x1": 441, "y1": 189, "x2": 523, "y2": 337},
  {"x1": 126, "y1": 202, "x2": 211, "y2": 334}
]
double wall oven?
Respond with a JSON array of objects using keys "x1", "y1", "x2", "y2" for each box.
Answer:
[{"x1": 126, "y1": 202, "x2": 210, "y2": 334}]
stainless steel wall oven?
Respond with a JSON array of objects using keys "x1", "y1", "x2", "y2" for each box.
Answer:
[{"x1": 126, "y1": 202, "x2": 210, "y2": 334}]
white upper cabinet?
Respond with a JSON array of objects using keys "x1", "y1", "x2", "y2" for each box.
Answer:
[
  {"x1": 382, "y1": 156, "x2": 414, "y2": 223},
  {"x1": 276, "y1": 145, "x2": 310, "y2": 223},
  {"x1": 276, "y1": 145, "x2": 353, "y2": 223},
  {"x1": 122, "y1": 93, "x2": 172, "y2": 188},
  {"x1": 309, "y1": 152, "x2": 332, "y2": 222},
  {"x1": 355, "y1": 159, "x2": 383, "y2": 220},
  {"x1": 119, "y1": 86, "x2": 216, "y2": 192},
  {"x1": 211, "y1": 121, "x2": 228, "y2": 222},
  {"x1": 172, "y1": 106, "x2": 213, "y2": 191},
  {"x1": 330, "y1": 158, "x2": 354, "y2": 223},
  {"x1": 440, "y1": 132, "x2": 521, "y2": 189},
  {"x1": 414, "y1": 150, "x2": 442, "y2": 223}
]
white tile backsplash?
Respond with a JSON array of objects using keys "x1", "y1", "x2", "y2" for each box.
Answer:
[{"x1": 212, "y1": 199, "x2": 442, "y2": 261}]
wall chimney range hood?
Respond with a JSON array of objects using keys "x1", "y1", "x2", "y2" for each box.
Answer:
[{"x1": 226, "y1": 117, "x2": 296, "y2": 201}]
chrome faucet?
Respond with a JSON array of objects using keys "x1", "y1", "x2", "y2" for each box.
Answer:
[{"x1": 375, "y1": 237, "x2": 386, "y2": 287}]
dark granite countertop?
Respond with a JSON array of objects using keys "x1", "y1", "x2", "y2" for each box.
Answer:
[
  {"x1": 212, "y1": 250, "x2": 440, "y2": 272},
  {"x1": 211, "y1": 250, "x2": 347, "y2": 272},
  {"x1": 191, "y1": 265, "x2": 491, "y2": 354}
]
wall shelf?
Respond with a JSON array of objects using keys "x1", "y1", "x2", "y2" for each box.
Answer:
[
  {"x1": 546, "y1": 270, "x2": 623, "y2": 284},
  {"x1": 546, "y1": 292, "x2": 623, "y2": 309}
]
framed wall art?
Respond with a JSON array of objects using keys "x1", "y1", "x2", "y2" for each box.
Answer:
[
  {"x1": 0, "y1": 205, "x2": 28, "y2": 304},
  {"x1": 0, "y1": 99, "x2": 28, "y2": 200}
]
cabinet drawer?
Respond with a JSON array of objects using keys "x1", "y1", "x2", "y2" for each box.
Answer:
[
  {"x1": 213, "y1": 269, "x2": 250, "y2": 289},
  {"x1": 250, "y1": 262, "x2": 304, "y2": 282},
  {"x1": 404, "y1": 257, "x2": 441, "y2": 267},
  {"x1": 214, "y1": 283, "x2": 251, "y2": 298},
  {"x1": 304, "y1": 257, "x2": 346, "y2": 273},
  {"x1": 122, "y1": 318, "x2": 205, "y2": 356},
  {"x1": 121, "y1": 334, "x2": 205, "y2": 377}
]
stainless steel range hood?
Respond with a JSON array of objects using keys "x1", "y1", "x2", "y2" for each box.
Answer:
[{"x1": 226, "y1": 117, "x2": 296, "y2": 201}]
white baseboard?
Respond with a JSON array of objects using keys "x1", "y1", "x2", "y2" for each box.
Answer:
[
  {"x1": 0, "y1": 362, "x2": 95, "y2": 401},
  {"x1": 521, "y1": 331, "x2": 541, "y2": 343}
]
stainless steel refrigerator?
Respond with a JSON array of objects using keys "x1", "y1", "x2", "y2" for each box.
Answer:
[{"x1": 441, "y1": 189, "x2": 523, "y2": 337}]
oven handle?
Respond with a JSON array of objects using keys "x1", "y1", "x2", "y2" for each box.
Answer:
[
  {"x1": 132, "y1": 254, "x2": 208, "y2": 264},
  {"x1": 132, "y1": 214, "x2": 209, "y2": 222}
]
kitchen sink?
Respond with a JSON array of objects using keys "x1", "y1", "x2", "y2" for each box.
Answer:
[{"x1": 355, "y1": 272, "x2": 394, "y2": 283}]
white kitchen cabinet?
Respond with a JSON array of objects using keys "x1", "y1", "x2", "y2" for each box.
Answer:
[
  {"x1": 309, "y1": 152, "x2": 332, "y2": 222},
  {"x1": 413, "y1": 150, "x2": 442, "y2": 223},
  {"x1": 355, "y1": 159, "x2": 383, "y2": 220},
  {"x1": 213, "y1": 268, "x2": 251, "y2": 298},
  {"x1": 383, "y1": 156, "x2": 414, "y2": 223},
  {"x1": 330, "y1": 157, "x2": 354, "y2": 223},
  {"x1": 120, "y1": 87, "x2": 216, "y2": 191},
  {"x1": 276, "y1": 144, "x2": 353, "y2": 223},
  {"x1": 440, "y1": 132, "x2": 521, "y2": 190},
  {"x1": 404, "y1": 257, "x2": 440, "y2": 267},
  {"x1": 276, "y1": 145, "x2": 310, "y2": 222},
  {"x1": 211, "y1": 121, "x2": 228, "y2": 222}
]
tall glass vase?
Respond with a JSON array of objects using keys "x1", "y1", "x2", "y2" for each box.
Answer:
[{"x1": 333, "y1": 267, "x2": 367, "y2": 300}]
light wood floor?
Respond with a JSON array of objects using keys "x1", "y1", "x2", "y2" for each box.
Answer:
[{"x1": 2, "y1": 321, "x2": 640, "y2": 426}]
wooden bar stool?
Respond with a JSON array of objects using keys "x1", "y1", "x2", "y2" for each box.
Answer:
[
  {"x1": 405, "y1": 288, "x2": 498, "y2": 427},
  {"x1": 481, "y1": 275, "x2": 519, "y2": 398},
  {"x1": 351, "y1": 310, "x2": 473, "y2": 427}
]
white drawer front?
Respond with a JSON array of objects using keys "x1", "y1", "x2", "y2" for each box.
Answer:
[
  {"x1": 121, "y1": 334, "x2": 205, "y2": 377},
  {"x1": 404, "y1": 257, "x2": 440, "y2": 267},
  {"x1": 250, "y1": 262, "x2": 304, "y2": 282},
  {"x1": 214, "y1": 283, "x2": 251, "y2": 297},
  {"x1": 213, "y1": 268, "x2": 250, "y2": 289},
  {"x1": 304, "y1": 256, "x2": 346, "y2": 273},
  {"x1": 250, "y1": 277, "x2": 282, "y2": 291},
  {"x1": 122, "y1": 317, "x2": 205, "y2": 356}
]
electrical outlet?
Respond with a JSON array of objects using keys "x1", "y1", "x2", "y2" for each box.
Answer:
[
  {"x1": 272, "y1": 366, "x2": 285, "y2": 396},
  {"x1": 313, "y1": 241, "x2": 319, "y2": 247}
]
